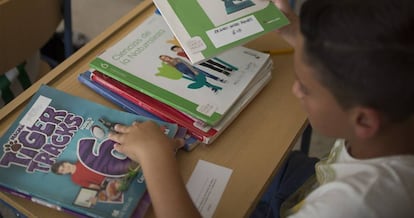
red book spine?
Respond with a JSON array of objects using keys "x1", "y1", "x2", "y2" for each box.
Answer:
[{"x1": 90, "y1": 71, "x2": 218, "y2": 142}]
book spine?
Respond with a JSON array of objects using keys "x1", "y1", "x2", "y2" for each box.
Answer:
[
  {"x1": 90, "y1": 70, "x2": 218, "y2": 144},
  {"x1": 78, "y1": 71, "x2": 201, "y2": 150},
  {"x1": 0, "y1": 186, "x2": 87, "y2": 218},
  {"x1": 78, "y1": 71, "x2": 161, "y2": 120},
  {"x1": 89, "y1": 58, "x2": 221, "y2": 126}
]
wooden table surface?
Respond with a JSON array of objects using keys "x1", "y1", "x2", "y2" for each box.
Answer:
[{"x1": 0, "y1": 1, "x2": 306, "y2": 217}]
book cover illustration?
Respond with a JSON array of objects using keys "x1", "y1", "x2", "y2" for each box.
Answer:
[
  {"x1": 90, "y1": 13, "x2": 270, "y2": 126},
  {"x1": 77, "y1": 70, "x2": 201, "y2": 150},
  {"x1": 153, "y1": 0, "x2": 289, "y2": 63},
  {"x1": 0, "y1": 85, "x2": 178, "y2": 218}
]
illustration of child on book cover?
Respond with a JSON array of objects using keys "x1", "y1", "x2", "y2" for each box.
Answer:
[
  {"x1": 48, "y1": 118, "x2": 142, "y2": 207},
  {"x1": 157, "y1": 43, "x2": 239, "y2": 94},
  {"x1": 91, "y1": 13, "x2": 270, "y2": 125},
  {"x1": 0, "y1": 86, "x2": 177, "y2": 217}
]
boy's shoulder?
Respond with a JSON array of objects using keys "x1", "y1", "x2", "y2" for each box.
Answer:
[
  {"x1": 308, "y1": 140, "x2": 414, "y2": 217},
  {"x1": 298, "y1": 140, "x2": 414, "y2": 217},
  {"x1": 318, "y1": 139, "x2": 414, "y2": 179}
]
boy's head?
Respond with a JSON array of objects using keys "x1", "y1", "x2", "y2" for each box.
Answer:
[
  {"x1": 170, "y1": 45, "x2": 183, "y2": 52},
  {"x1": 51, "y1": 161, "x2": 73, "y2": 175},
  {"x1": 294, "y1": 0, "x2": 414, "y2": 138}
]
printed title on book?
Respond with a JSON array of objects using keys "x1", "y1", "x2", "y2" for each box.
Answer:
[
  {"x1": 0, "y1": 106, "x2": 128, "y2": 176},
  {"x1": 112, "y1": 29, "x2": 166, "y2": 65}
]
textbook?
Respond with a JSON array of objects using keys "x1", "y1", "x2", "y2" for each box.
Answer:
[
  {"x1": 201, "y1": 67, "x2": 272, "y2": 144},
  {"x1": 87, "y1": 70, "x2": 217, "y2": 144},
  {"x1": 0, "y1": 85, "x2": 178, "y2": 218},
  {"x1": 90, "y1": 13, "x2": 271, "y2": 126},
  {"x1": 78, "y1": 70, "x2": 201, "y2": 151},
  {"x1": 88, "y1": 64, "x2": 272, "y2": 144},
  {"x1": 153, "y1": 0, "x2": 289, "y2": 64}
]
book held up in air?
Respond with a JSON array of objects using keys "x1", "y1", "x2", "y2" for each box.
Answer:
[
  {"x1": 153, "y1": 0, "x2": 289, "y2": 64},
  {"x1": 90, "y1": 13, "x2": 272, "y2": 128},
  {"x1": 0, "y1": 85, "x2": 179, "y2": 218}
]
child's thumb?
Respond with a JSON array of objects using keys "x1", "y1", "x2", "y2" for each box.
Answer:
[
  {"x1": 274, "y1": 0, "x2": 295, "y2": 16},
  {"x1": 174, "y1": 138, "x2": 185, "y2": 152}
]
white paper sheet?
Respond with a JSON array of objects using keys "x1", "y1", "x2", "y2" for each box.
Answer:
[{"x1": 186, "y1": 160, "x2": 233, "y2": 218}]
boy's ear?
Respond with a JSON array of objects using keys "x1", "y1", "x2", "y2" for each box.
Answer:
[{"x1": 351, "y1": 107, "x2": 382, "y2": 139}]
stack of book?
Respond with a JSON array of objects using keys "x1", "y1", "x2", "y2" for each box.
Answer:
[
  {"x1": 80, "y1": 12, "x2": 275, "y2": 148},
  {"x1": 0, "y1": 1, "x2": 290, "y2": 217},
  {"x1": 0, "y1": 2, "x2": 290, "y2": 217}
]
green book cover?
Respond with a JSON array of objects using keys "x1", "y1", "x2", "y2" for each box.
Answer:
[
  {"x1": 153, "y1": 0, "x2": 289, "y2": 64},
  {"x1": 90, "y1": 14, "x2": 271, "y2": 126}
]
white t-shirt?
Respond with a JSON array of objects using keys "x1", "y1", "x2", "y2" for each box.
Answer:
[{"x1": 288, "y1": 139, "x2": 414, "y2": 218}]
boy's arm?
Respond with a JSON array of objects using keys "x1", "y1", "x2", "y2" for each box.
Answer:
[
  {"x1": 88, "y1": 184, "x2": 101, "y2": 190},
  {"x1": 108, "y1": 121, "x2": 201, "y2": 218},
  {"x1": 271, "y1": 0, "x2": 300, "y2": 47},
  {"x1": 139, "y1": 148, "x2": 201, "y2": 218}
]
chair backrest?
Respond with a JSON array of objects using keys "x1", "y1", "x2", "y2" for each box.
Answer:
[{"x1": 0, "y1": 0, "x2": 62, "y2": 74}]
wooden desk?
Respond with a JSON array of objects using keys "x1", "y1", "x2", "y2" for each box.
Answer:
[{"x1": 0, "y1": 0, "x2": 307, "y2": 217}]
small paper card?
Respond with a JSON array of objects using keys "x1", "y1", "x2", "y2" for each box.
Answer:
[
  {"x1": 186, "y1": 160, "x2": 233, "y2": 218},
  {"x1": 206, "y1": 15, "x2": 264, "y2": 48}
]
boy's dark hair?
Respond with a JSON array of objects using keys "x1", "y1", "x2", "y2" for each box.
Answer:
[
  {"x1": 300, "y1": 0, "x2": 414, "y2": 122},
  {"x1": 51, "y1": 161, "x2": 68, "y2": 175},
  {"x1": 170, "y1": 45, "x2": 180, "y2": 51}
]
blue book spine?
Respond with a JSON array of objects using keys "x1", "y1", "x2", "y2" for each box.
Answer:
[
  {"x1": 78, "y1": 71, "x2": 161, "y2": 120},
  {"x1": 78, "y1": 71, "x2": 200, "y2": 151}
]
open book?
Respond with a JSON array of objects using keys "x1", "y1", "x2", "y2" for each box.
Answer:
[{"x1": 153, "y1": 0, "x2": 289, "y2": 64}]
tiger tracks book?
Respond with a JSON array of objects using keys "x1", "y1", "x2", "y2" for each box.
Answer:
[{"x1": 0, "y1": 85, "x2": 178, "y2": 218}]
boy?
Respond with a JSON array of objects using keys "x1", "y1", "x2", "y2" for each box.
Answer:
[
  {"x1": 252, "y1": 0, "x2": 414, "y2": 217},
  {"x1": 108, "y1": 0, "x2": 414, "y2": 217}
]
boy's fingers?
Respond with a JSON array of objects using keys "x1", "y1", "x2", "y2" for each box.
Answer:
[
  {"x1": 172, "y1": 138, "x2": 185, "y2": 154},
  {"x1": 113, "y1": 124, "x2": 130, "y2": 133},
  {"x1": 113, "y1": 143, "x2": 125, "y2": 153},
  {"x1": 174, "y1": 138, "x2": 185, "y2": 149},
  {"x1": 108, "y1": 131, "x2": 121, "y2": 143},
  {"x1": 274, "y1": 0, "x2": 295, "y2": 16}
]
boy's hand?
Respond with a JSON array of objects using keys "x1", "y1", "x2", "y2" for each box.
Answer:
[
  {"x1": 108, "y1": 121, "x2": 182, "y2": 163},
  {"x1": 268, "y1": 0, "x2": 300, "y2": 47}
]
